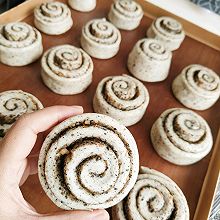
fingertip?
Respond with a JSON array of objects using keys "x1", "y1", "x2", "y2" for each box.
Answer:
[
  {"x1": 71, "y1": 105, "x2": 84, "y2": 114},
  {"x1": 92, "y1": 209, "x2": 110, "y2": 220},
  {"x1": 40, "y1": 209, "x2": 109, "y2": 220},
  {"x1": 0, "y1": 105, "x2": 84, "y2": 162}
]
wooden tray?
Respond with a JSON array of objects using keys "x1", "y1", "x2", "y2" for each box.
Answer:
[{"x1": 0, "y1": 0, "x2": 219, "y2": 219}]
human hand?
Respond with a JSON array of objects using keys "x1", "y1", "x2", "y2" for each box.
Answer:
[{"x1": 0, "y1": 106, "x2": 109, "y2": 220}]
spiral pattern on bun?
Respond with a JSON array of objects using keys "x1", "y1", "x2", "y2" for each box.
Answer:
[
  {"x1": 93, "y1": 75, "x2": 149, "y2": 126},
  {"x1": 151, "y1": 108, "x2": 213, "y2": 165},
  {"x1": 81, "y1": 18, "x2": 121, "y2": 59},
  {"x1": 41, "y1": 44, "x2": 93, "y2": 95},
  {"x1": 38, "y1": 113, "x2": 139, "y2": 210},
  {"x1": 108, "y1": 0, "x2": 143, "y2": 30},
  {"x1": 128, "y1": 38, "x2": 172, "y2": 82},
  {"x1": 0, "y1": 90, "x2": 43, "y2": 138},
  {"x1": 172, "y1": 64, "x2": 220, "y2": 110},
  {"x1": 147, "y1": 16, "x2": 185, "y2": 51},
  {"x1": 34, "y1": 2, "x2": 73, "y2": 35},
  {"x1": 0, "y1": 22, "x2": 43, "y2": 66},
  {"x1": 68, "y1": 0, "x2": 96, "y2": 12},
  {"x1": 112, "y1": 166, "x2": 189, "y2": 220}
]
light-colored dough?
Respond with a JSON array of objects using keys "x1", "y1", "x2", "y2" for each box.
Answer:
[
  {"x1": 34, "y1": 1, "x2": 73, "y2": 35},
  {"x1": 0, "y1": 22, "x2": 43, "y2": 66},
  {"x1": 127, "y1": 38, "x2": 172, "y2": 82},
  {"x1": 147, "y1": 16, "x2": 185, "y2": 51},
  {"x1": 81, "y1": 18, "x2": 121, "y2": 59},
  {"x1": 41, "y1": 44, "x2": 93, "y2": 95},
  {"x1": 112, "y1": 166, "x2": 190, "y2": 220},
  {"x1": 68, "y1": 0, "x2": 96, "y2": 12},
  {"x1": 93, "y1": 74, "x2": 149, "y2": 126},
  {"x1": 172, "y1": 64, "x2": 220, "y2": 110},
  {"x1": 108, "y1": 0, "x2": 143, "y2": 30},
  {"x1": 0, "y1": 90, "x2": 43, "y2": 139},
  {"x1": 151, "y1": 108, "x2": 213, "y2": 165},
  {"x1": 38, "y1": 113, "x2": 139, "y2": 210}
]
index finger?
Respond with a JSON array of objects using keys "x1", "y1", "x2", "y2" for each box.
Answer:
[{"x1": 0, "y1": 105, "x2": 83, "y2": 164}]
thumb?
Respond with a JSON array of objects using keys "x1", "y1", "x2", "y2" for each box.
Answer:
[
  {"x1": 38, "y1": 209, "x2": 109, "y2": 220},
  {"x1": 19, "y1": 155, "x2": 38, "y2": 186}
]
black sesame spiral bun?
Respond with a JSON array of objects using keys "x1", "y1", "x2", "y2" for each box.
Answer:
[
  {"x1": 0, "y1": 22, "x2": 43, "y2": 66},
  {"x1": 38, "y1": 113, "x2": 139, "y2": 210},
  {"x1": 81, "y1": 18, "x2": 121, "y2": 59},
  {"x1": 34, "y1": 1, "x2": 73, "y2": 35},
  {"x1": 93, "y1": 74, "x2": 149, "y2": 126},
  {"x1": 0, "y1": 90, "x2": 43, "y2": 138},
  {"x1": 151, "y1": 108, "x2": 213, "y2": 165},
  {"x1": 68, "y1": 0, "x2": 96, "y2": 12},
  {"x1": 147, "y1": 16, "x2": 185, "y2": 51},
  {"x1": 128, "y1": 38, "x2": 172, "y2": 82},
  {"x1": 172, "y1": 64, "x2": 220, "y2": 110},
  {"x1": 41, "y1": 44, "x2": 93, "y2": 95},
  {"x1": 112, "y1": 166, "x2": 190, "y2": 220},
  {"x1": 108, "y1": 0, "x2": 143, "y2": 30}
]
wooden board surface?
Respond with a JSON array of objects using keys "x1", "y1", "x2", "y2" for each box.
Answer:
[{"x1": 0, "y1": 0, "x2": 220, "y2": 219}]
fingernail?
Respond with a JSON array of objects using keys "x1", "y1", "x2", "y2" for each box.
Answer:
[
  {"x1": 92, "y1": 210, "x2": 109, "y2": 220},
  {"x1": 71, "y1": 106, "x2": 83, "y2": 114}
]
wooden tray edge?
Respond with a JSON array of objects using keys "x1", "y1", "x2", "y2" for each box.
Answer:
[
  {"x1": 0, "y1": 0, "x2": 50, "y2": 24},
  {"x1": 193, "y1": 129, "x2": 220, "y2": 220},
  {"x1": 136, "y1": 0, "x2": 220, "y2": 52}
]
